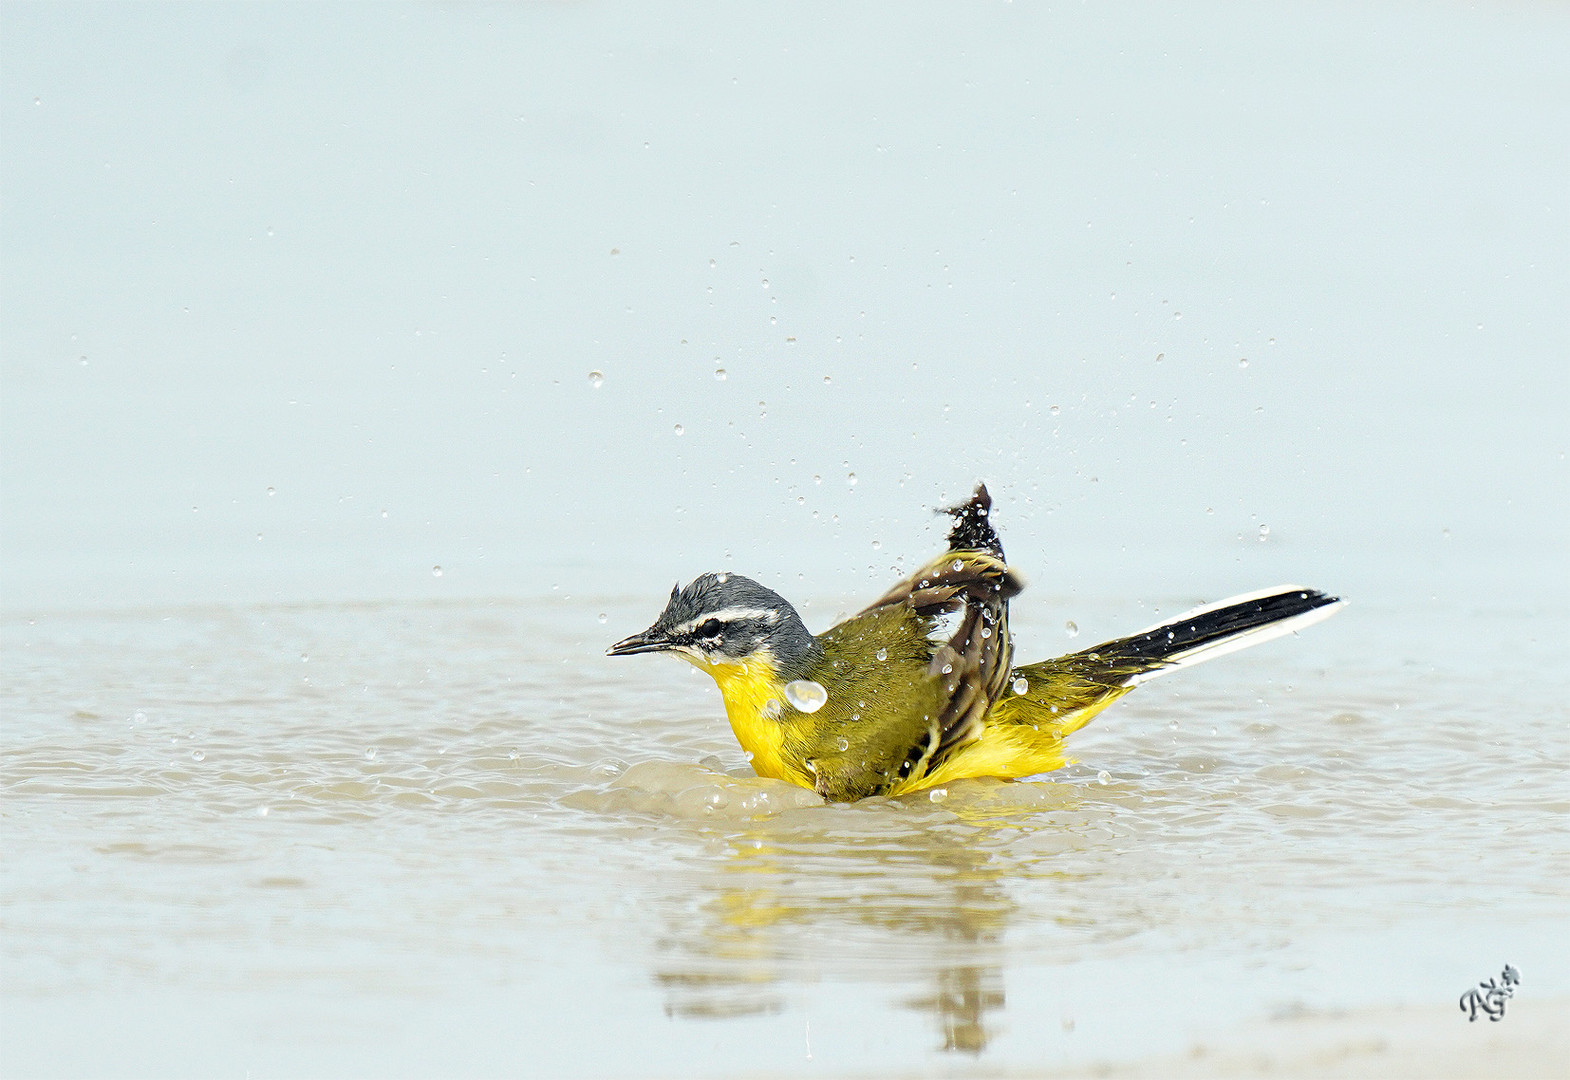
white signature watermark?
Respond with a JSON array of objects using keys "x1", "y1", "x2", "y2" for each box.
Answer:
[{"x1": 1459, "y1": 964, "x2": 1519, "y2": 1022}]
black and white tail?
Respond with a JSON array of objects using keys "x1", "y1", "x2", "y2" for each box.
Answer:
[{"x1": 1100, "y1": 585, "x2": 1343, "y2": 686}]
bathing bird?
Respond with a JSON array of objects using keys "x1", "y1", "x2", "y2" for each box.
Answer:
[{"x1": 608, "y1": 484, "x2": 1341, "y2": 802}]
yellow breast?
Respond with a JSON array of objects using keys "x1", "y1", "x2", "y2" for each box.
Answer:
[{"x1": 682, "y1": 652, "x2": 804, "y2": 786}]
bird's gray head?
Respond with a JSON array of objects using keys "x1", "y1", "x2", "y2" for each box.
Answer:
[{"x1": 606, "y1": 572, "x2": 818, "y2": 674}]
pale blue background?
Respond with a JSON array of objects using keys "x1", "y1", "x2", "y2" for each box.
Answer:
[{"x1": 4, "y1": 1, "x2": 1566, "y2": 615}]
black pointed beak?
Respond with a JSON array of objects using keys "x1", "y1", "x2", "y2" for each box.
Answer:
[{"x1": 606, "y1": 627, "x2": 671, "y2": 656}]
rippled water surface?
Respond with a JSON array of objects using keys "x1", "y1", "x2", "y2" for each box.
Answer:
[{"x1": 4, "y1": 594, "x2": 1564, "y2": 1077}]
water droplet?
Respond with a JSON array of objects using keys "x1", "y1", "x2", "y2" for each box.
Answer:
[
  {"x1": 941, "y1": 663, "x2": 954, "y2": 675},
  {"x1": 1065, "y1": 621, "x2": 1079, "y2": 638},
  {"x1": 762, "y1": 699, "x2": 783, "y2": 720},
  {"x1": 597, "y1": 613, "x2": 607, "y2": 624},
  {"x1": 876, "y1": 648, "x2": 888, "y2": 662},
  {"x1": 823, "y1": 375, "x2": 832, "y2": 385},
  {"x1": 928, "y1": 788, "x2": 949, "y2": 803},
  {"x1": 871, "y1": 539, "x2": 881, "y2": 550},
  {"x1": 190, "y1": 750, "x2": 205, "y2": 761},
  {"x1": 1258, "y1": 524, "x2": 1270, "y2": 541},
  {"x1": 257, "y1": 806, "x2": 270, "y2": 817},
  {"x1": 1012, "y1": 677, "x2": 1028, "y2": 695},
  {"x1": 784, "y1": 680, "x2": 828, "y2": 713},
  {"x1": 364, "y1": 747, "x2": 379, "y2": 761},
  {"x1": 266, "y1": 486, "x2": 275, "y2": 496},
  {"x1": 980, "y1": 626, "x2": 991, "y2": 638},
  {"x1": 1238, "y1": 358, "x2": 1249, "y2": 369},
  {"x1": 588, "y1": 370, "x2": 604, "y2": 388},
  {"x1": 673, "y1": 424, "x2": 684, "y2": 436},
  {"x1": 952, "y1": 559, "x2": 964, "y2": 571},
  {"x1": 1049, "y1": 404, "x2": 1061, "y2": 416},
  {"x1": 431, "y1": 566, "x2": 443, "y2": 577},
  {"x1": 714, "y1": 368, "x2": 726, "y2": 380},
  {"x1": 834, "y1": 737, "x2": 850, "y2": 752},
  {"x1": 1096, "y1": 770, "x2": 1111, "y2": 785},
  {"x1": 846, "y1": 473, "x2": 857, "y2": 487}
]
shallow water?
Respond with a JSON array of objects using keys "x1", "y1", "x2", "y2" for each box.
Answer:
[{"x1": 3, "y1": 592, "x2": 1564, "y2": 1077}]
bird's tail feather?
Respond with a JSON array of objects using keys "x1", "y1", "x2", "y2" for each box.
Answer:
[{"x1": 1098, "y1": 585, "x2": 1343, "y2": 686}]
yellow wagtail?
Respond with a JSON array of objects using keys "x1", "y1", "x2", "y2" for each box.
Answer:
[{"x1": 609, "y1": 484, "x2": 1342, "y2": 802}]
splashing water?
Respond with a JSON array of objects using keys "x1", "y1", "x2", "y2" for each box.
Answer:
[{"x1": 783, "y1": 679, "x2": 828, "y2": 713}]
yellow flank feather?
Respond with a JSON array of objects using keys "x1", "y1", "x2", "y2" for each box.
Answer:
[
  {"x1": 896, "y1": 725, "x2": 1067, "y2": 794},
  {"x1": 892, "y1": 685, "x2": 1132, "y2": 795}
]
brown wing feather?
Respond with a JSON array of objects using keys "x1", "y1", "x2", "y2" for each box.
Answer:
[{"x1": 858, "y1": 485, "x2": 1022, "y2": 783}]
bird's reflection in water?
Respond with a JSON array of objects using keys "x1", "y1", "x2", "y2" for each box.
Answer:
[
  {"x1": 653, "y1": 885, "x2": 795, "y2": 1020},
  {"x1": 898, "y1": 842, "x2": 1009, "y2": 1054},
  {"x1": 648, "y1": 776, "x2": 1093, "y2": 1054},
  {"x1": 906, "y1": 965, "x2": 1005, "y2": 1054}
]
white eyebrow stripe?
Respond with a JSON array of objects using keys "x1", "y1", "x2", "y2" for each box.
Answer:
[{"x1": 669, "y1": 607, "x2": 781, "y2": 635}]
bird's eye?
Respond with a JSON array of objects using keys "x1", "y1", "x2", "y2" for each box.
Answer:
[{"x1": 697, "y1": 618, "x2": 724, "y2": 640}]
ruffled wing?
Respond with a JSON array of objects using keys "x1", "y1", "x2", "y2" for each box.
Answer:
[{"x1": 856, "y1": 484, "x2": 1022, "y2": 783}]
